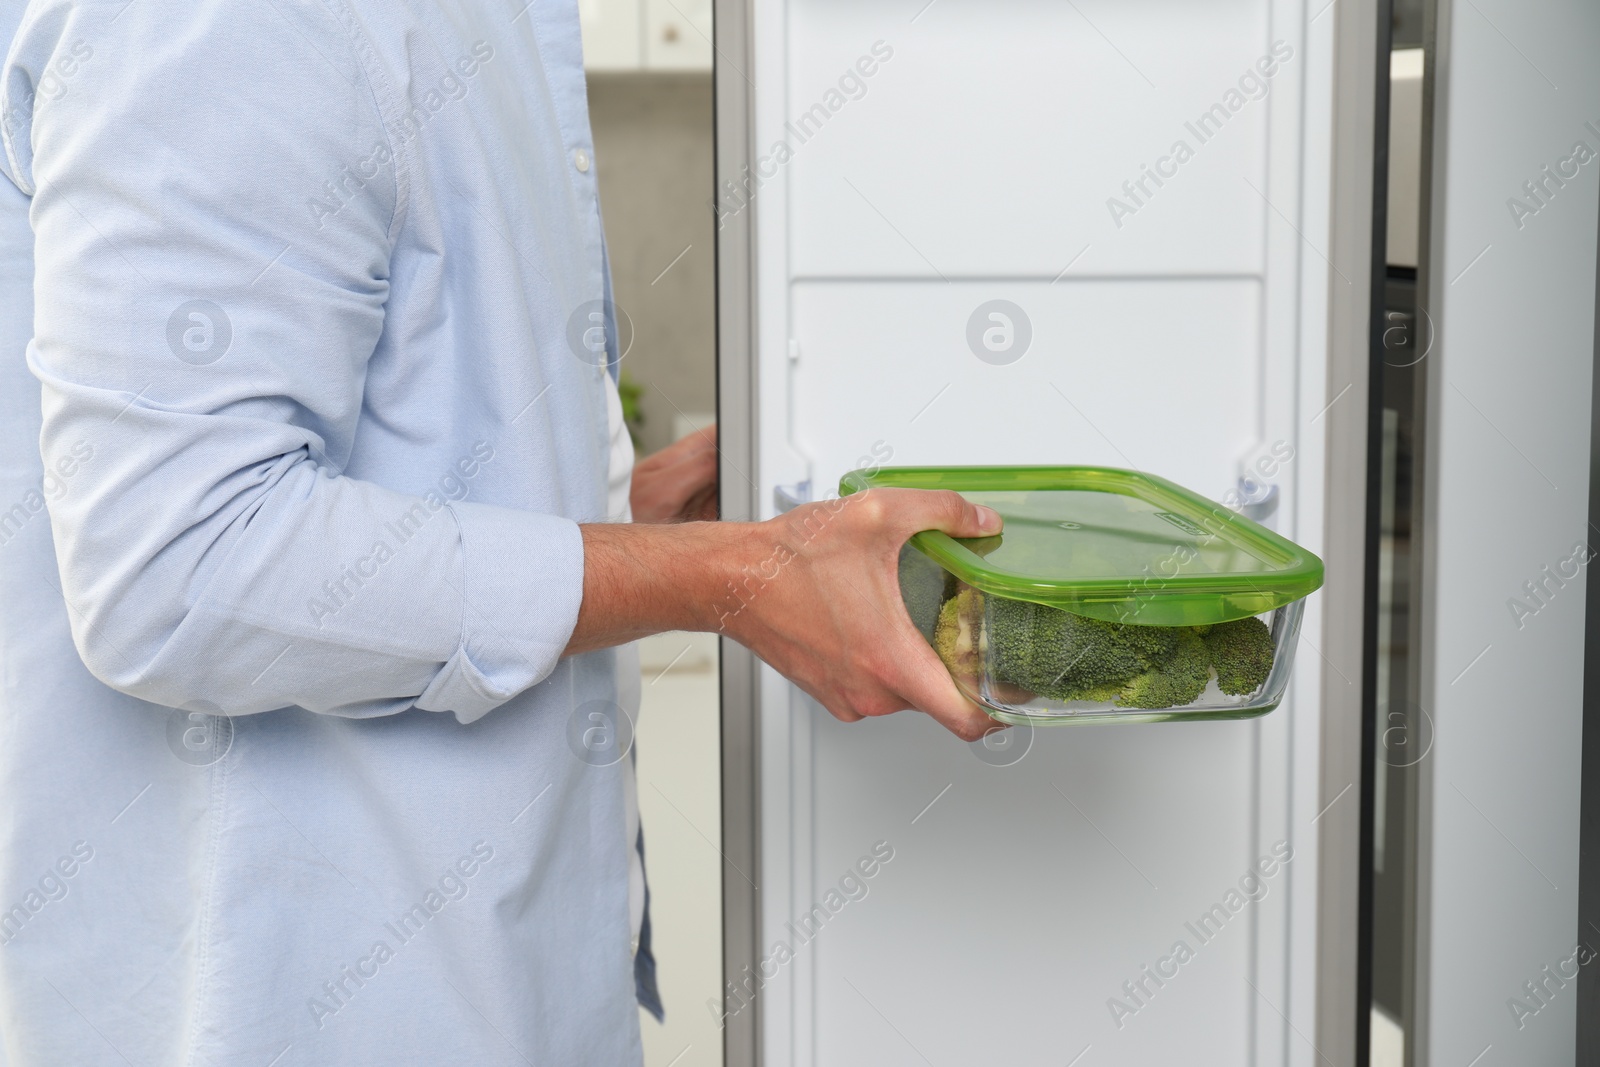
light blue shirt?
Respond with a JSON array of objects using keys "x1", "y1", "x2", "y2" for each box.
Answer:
[{"x1": 0, "y1": 1, "x2": 642, "y2": 1063}]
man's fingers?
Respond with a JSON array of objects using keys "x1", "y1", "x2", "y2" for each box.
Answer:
[
  {"x1": 878, "y1": 488, "x2": 1001, "y2": 541},
  {"x1": 645, "y1": 425, "x2": 718, "y2": 471},
  {"x1": 875, "y1": 603, "x2": 997, "y2": 742},
  {"x1": 845, "y1": 490, "x2": 1002, "y2": 739},
  {"x1": 663, "y1": 437, "x2": 718, "y2": 479},
  {"x1": 906, "y1": 667, "x2": 996, "y2": 742},
  {"x1": 907, "y1": 674, "x2": 997, "y2": 742},
  {"x1": 677, "y1": 425, "x2": 718, "y2": 460}
]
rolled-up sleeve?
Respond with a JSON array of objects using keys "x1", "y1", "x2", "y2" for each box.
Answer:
[{"x1": 2, "y1": 1, "x2": 582, "y2": 722}]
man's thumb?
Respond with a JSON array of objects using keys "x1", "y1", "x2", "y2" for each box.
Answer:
[
  {"x1": 920, "y1": 490, "x2": 1002, "y2": 539},
  {"x1": 966, "y1": 503, "x2": 1004, "y2": 537}
]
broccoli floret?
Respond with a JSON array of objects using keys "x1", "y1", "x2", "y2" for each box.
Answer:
[
  {"x1": 1116, "y1": 629, "x2": 1210, "y2": 709},
  {"x1": 1064, "y1": 680, "x2": 1129, "y2": 703},
  {"x1": 1201, "y1": 616, "x2": 1275, "y2": 695},
  {"x1": 1120, "y1": 624, "x2": 1180, "y2": 662},
  {"x1": 986, "y1": 597, "x2": 1172, "y2": 700},
  {"x1": 932, "y1": 586, "x2": 1045, "y2": 704}
]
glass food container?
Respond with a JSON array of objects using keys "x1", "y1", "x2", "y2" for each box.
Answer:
[{"x1": 839, "y1": 466, "x2": 1325, "y2": 726}]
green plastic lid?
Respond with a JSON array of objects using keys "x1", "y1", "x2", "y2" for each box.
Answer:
[{"x1": 839, "y1": 465, "x2": 1324, "y2": 626}]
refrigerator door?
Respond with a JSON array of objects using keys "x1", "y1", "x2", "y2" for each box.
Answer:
[{"x1": 717, "y1": 1, "x2": 1344, "y2": 1063}]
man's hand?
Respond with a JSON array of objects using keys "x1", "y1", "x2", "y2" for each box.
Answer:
[
  {"x1": 718, "y1": 488, "x2": 1002, "y2": 741},
  {"x1": 630, "y1": 426, "x2": 719, "y2": 523},
  {"x1": 572, "y1": 487, "x2": 1003, "y2": 742}
]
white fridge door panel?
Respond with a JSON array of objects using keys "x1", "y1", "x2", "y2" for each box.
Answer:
[
  {"x1": 803, "y1": 709, "x2": 1258, "y2": 1065},
  {"x1": 745, "y1": 1, "x2": 1326, "y2": 1064},
  {"x1": 784, "y1": 0, "x2": 1276, "y2": 278},
  {"x1": 789, "y1": 279, "x2": 1264, "y2": 501}
]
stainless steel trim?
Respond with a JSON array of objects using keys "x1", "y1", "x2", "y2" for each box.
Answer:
[
  {"x1": 1317, "y1": 0, "x2": 1382, "y2": 1062},
  {"x1": 714, "y1": 1, "x2": 760, "y2": 1064},
  {"x1": 1407, "y1": 0, "x2": 1448, "y2": 1061}
]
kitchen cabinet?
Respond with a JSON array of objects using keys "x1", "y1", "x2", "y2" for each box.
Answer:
[
  {"x1": 645, "y1": 0, "x2": 713, "y2": 70},
  {"x1": 579, "y1": 0, "x2": 643, "y2": 71},
  {"x1": 579, "y1": 0, "x2": 712, "y2": 71}
]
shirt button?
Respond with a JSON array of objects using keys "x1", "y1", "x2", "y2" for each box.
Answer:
[{"x1": 574, "y1": 149, "x2": 590, "y2": 173}]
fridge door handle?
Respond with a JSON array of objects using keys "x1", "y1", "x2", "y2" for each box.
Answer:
[
  {"x1": 774, "y1": 480, "x2": 811, "y2": 513},
  {"x1": 1236, "y1": 474, "x2": 1279, "y2": 523}
]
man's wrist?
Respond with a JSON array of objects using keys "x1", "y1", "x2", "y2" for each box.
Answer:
[
  {"x1": 569, "y1": 519, "x2": 767, "y2": 653},
  {"x1": 672, "y1": 520, "x2": 765, "y2": 633}
]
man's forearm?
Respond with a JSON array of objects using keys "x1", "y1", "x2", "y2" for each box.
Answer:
[
  {"x1": 567, "y1": 520, "x2": 758, "y2": 654},
  {"x1": 567, "y1": 490, "x2": 1001, "y2": 741}
]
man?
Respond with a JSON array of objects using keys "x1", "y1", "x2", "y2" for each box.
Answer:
[{"x1": 0, "y1": 0, "x2": 998, "y2": 1063}]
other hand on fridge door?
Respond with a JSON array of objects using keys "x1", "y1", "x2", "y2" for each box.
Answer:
[{"x1": 631, "y1": 425, "x2": 719, "y2": 523}]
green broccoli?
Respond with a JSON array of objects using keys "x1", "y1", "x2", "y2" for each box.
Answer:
[
  {"x1": 931, "y1": 587, "x2": 1045, "y2": 704},
  {"x1": 1116, "y1": 628, "x2": 1211, "y2": 709},
  {"x1": 986, "y1": 596, "x2": 1175, "y2": 700},
  {"x1": 922, "y1": 586, "x2": 1278, "y2": 711},
  {"x1": 1200, "y1": 616, "x2": 1275, "y2": 695}
]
